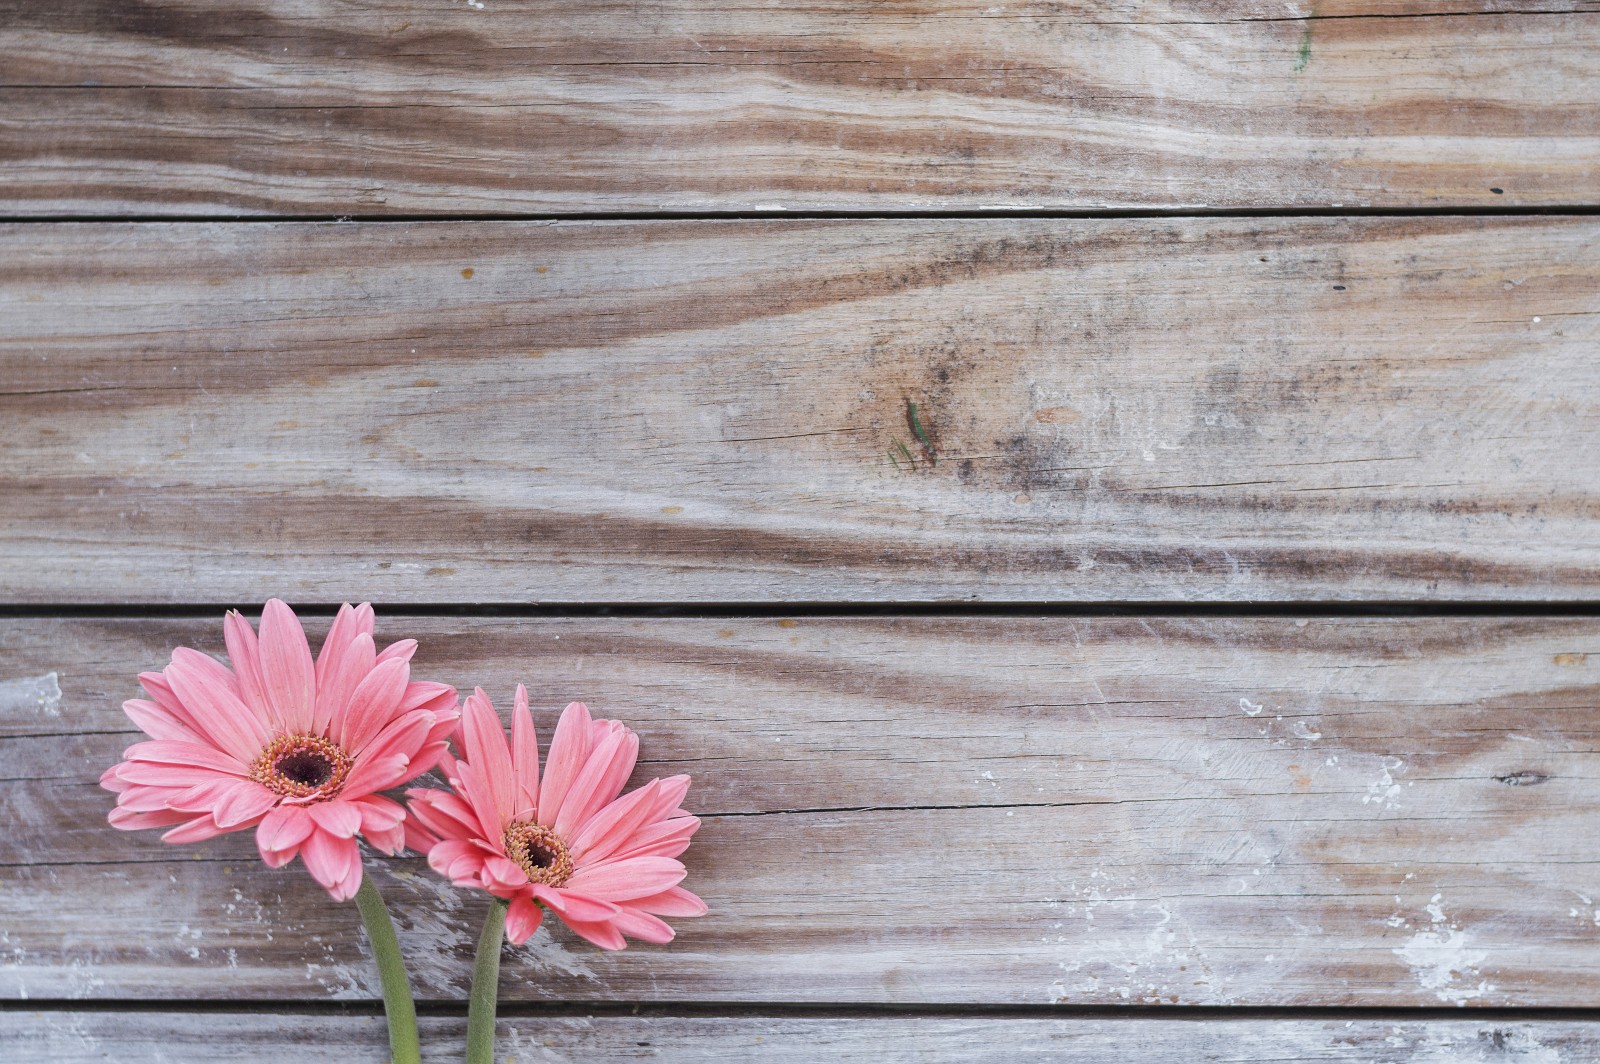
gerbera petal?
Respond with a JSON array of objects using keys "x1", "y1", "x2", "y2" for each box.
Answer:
[
  {"x1": 462, "y1": 689, "x2": 516, "y2": 825},
  {"x1": 505, "y1": 895, "x2": 544, "y2": 945},
  {"x1": 161, "y1": 815, "x2": 230, "y2": 844},
  {"x1": 223, "y1": 609, "x2": 273, "y2": 725},
  {"x1": 568, "y1": 779, "x2": 661, "y2": 864},
  {"x1": 334, "y1": 656, "x2": 410, "y2": 755},
  {"x1": 119, "y1": 739, "x2": 248, "y2": 775},
  {"x1": 308, "y1": 800, "x2": 362, "y2": 838},
  {"x1": 510, "y1": 684, "x2": 540, "y2": 819},
  {"x1": 300, "y1": 829, "x2": 360, "y2": 896},
  {"x1": 315, "y1": 632, "x2": 377, "y2": 740},
  {"x1": 427, "y1": 839, "x2": 486, "y2": 884},
  {"x1": 122, "y1": 698, "x2": 201, "y2": 744},
  {"x1": 376, "y1": 638, "x2": 417, "y2": 666},
  {"x1": 583, "y1": 721, "x2": 640, "y2": 819},
  {"x1": 401, "y1": 680, "x2": 459, "y2": 716},
  {"x1": 610, "y1": 907, "x2": 676, "y2": 945},
  {"x1": 554, "y1": 725, "x2": 631, "y2": 838},
  {"x1": 108, "y1": 806, "x2": 192, "y2": 831},
  {"x1": 536, "y1": 702, "x2": 593, "y2": 829},
  {"x1": 210, "y1": 780, "x2": 278, "y2": 828},
  {"x1": 531, "y1": 885, "x2": 621, "y2": 923},
  {"x1": 405, "y1": 789, "x2": 481, "y2": 842},
  {"x1": 340, "y1": 752, "x2": 412, "y2": 799},
  {"x1": 483, "y1": 855, "x2": 530, "y2": 893},
  {"x1": 115, "y1": 761, "x2": 240, "y2": 788},
  {"x1": 365, "y1": 821, "x2": 406, "y2": 856},
  {"x1": 258, "y1": 598, "x2": 316, "y2": 734},
  {"x1": 164, "y1": 648, "x2": 270, "y2": 762},
  {"x1": 316, "y1": 603, "x2": 376, "y2": 689},
  {"x1": 257, "y1": 804, "x2": 316, "y2": 854},
  {"x1": 451, "y1": 758, "x2": 509, "y2": 841},
  {"x1": 352, "y1": 794, "x2": 407, "y2": 833},
  {"x1": 629, "y1": 885, "x2": 708, "y2": 918},
  {"x1": 566, "y1": 856, "x2": 686, "y2": 902},
  {"x1": 560, "y1": 917, "x2": 627, "y2": 951}
]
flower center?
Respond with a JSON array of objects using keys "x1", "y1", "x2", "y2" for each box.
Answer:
[
  {"x1": 503, "y1": 821, "x2": 574, "y2": 887},
  {"x1": 250, "y1": 734, "x2": 353, "y2": 801}
]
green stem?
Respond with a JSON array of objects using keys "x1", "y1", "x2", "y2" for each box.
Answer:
[
  {"x1": 354, "y1": 873, "x2": 422, "y2": 1064},
  {"x1": 465, "y1": 898, "x2": 509, "y2": 1064}
]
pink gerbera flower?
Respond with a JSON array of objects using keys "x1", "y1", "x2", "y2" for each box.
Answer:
[
  {"x1": 407, "y1": 687, "x2": 705, "y2": 950},
  {"x1": 101, "y1": 600, "x2": 460, "y2": 901}
]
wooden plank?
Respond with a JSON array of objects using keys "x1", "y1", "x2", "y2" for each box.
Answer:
[
  {"x1": 2, "y1": 1, "x2": 1597, "y2": 215},
  {"x1": 3, "y1": 615, "x2": 1597, "y2": 1005},
  {"x1": 11, "y1": 1012, "x2": 1600, "y2": 1062},
  {"x1": 5, "y1": 217, "x2": 1599, "y2": 603}
]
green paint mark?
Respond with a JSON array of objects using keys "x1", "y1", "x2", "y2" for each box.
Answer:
[
  {"x1": 887, "y1": 448, "x2": 903, "y2": 472},
  {"x1": 894, "y1": 439, "x2": 917, "y2": 469},
  {"x1": 1294, "y1": 23, "x2": 1312, "y2": 71},
  {"x1": 905, "y1": 399, "x2": 938, "y2": 465}
]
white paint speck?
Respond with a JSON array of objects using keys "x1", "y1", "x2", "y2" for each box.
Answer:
[
  {"x1": 0, "y1": 672, "x2": 62, "y2": 716},
  {"x1": 1393, "y1": 895, "x2": 1492, "y2": 1005},
  {"x1": 1240, "y1": 697, "x2": 1264, "y2": 717},
  {"x1": 1362, "y1": 757, "x2": 1405, "y2": 810}
]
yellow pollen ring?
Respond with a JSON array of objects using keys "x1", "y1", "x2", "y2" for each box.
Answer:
[
  {"x1": 503, "y1": 821, "x2": 574, "y2": 887},
  {"x1": 249, "y1": 734, "x2": 353, "y2": 800}
]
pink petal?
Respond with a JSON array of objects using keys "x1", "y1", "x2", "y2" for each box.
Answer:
[
  {"x1": 583, "y1": 723, "x2": 640, "y2": 822},
  {"x1": 404, "y1": 790, "x2": 481, "y2": 843},
  {"x1": 257, "y1": 804, "x2": 316, "y2": 854},
  {"x1": 462, "y1": 689, "x2": 515, "y2": 825},
  {"x1": 122, "y1": 699, "x2": 200, "y2": 744},
  {"x1": 108, "y1": 806, "x2": 192, "y2": 831},
  {"x1": 629, "y1": 886, "x2": 708, "y2": 918},
  {"x1": 223, "y1": 609, "x2": 274, "y2": 726},
  {"x1": 560, "y1": 917, "x2": 627, "y2": 951},
  {"x1": 509, "y1": 685, "x2": 540, "y2": 820},
  {"x1": 451, "y1": 759, "x2": 509, "y2": 842},
  {"x1": 537, "y1": 702, "x2": 594, "y2": 829},
  {"x1": 554, "y1": 725, "x2": 632, "y2": 838},
  {"x1": 428, "y1": 839, "x2": 486, "y2": 884},
  {"x1": 532, "y1": 885, "x2": 620, "y2": 922},
  {"x1": 115, "y1": 761, "x2": 240, "y2": 788},
  {"x1": 164, "y1": 649, "x2": 270, "y2": 761},
  {"x1": 259, "y1": 598, "x2": 316, "y2": 734},
  {"x1": 566, "y1": 857, "x2": 686, "y2": 902},
  {"x1": 119, "y1": 739, "x2": 248, "y2": 775},
  {"x1": 339, "y1": 752, "x2": 411, "y2": 799},
  {"x1": 404, "y1": 817, "x2": 441, "y2": 854},
  {"x1": 400, "y1": 680, "x2": 459, "y2": 717},
  {"x1": 316, "y1": 603, "x2": 376, "y2": 690},
  {"x1": 606, "y1": 816, "x2": 700, "y2": 862},
  {"x1": 309, "y1": 800, "x2": 362, "y2": 838},
  {"x1": 376, "y1": 638, "x2": 417, "y2": 666},
  {"x1": 315, "y1": 632, "x2": 376, "y2": 739},
  {"x1": 211, "y1": 780, "x2": 278, "y2": 828},
  {"x1": 353, "y1": 794, "x2": 407, "y2": 833},
  {"x1": 334, "y1": 656, "x2": 410, "y2": 755},
  {"x1": 568, "y1": 779, "x2": 661, "y2": 863},
  {"x1": 483, "y1": 855, "x2": 529, "y2": 892},
  {"x1": 610, "y1": 907, "x2": 676, "y2": 945},
  {"x1": 161, "y1": 816, "x2": 230, "y2": 844},
  {"x1": 505, "y1": 895, "x2": 544, "y2": 945},
  {"x1": 365, "y1": 821, "x2": 406, "y2": 856},
  {"x1": 301, "y1": 829, "x2": 359, "y2": 896}
]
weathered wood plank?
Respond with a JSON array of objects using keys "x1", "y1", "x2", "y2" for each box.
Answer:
[
  {"x1": 11, "y1": 1012, "x2": 1600, "y2": 1063},
  {"x1": 1, "y1": 1, "x2": 1596, "y2": 215},
  {"x1": 5, "y1": 218, "x2": 1598, "y2": 603},
  {"x1": 3, "y1": 615, "x2": 1597, "y2": 1005}
]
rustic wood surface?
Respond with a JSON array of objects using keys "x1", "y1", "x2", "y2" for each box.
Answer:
[
  {"x1": 3, "y1": 614, "x2": 1597, "y2": 1006},
  {"x1": 12, "y1": 1012, "x2": 1600, "y2": 1063},
  {"x1": 2, "y1": 1, "x2": 1597, "y2": 216},
  {"x1": 5, "y1": 217, "x2": 1599, "y2": 604}
]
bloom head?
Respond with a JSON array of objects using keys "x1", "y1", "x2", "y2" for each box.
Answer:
[
  {"x1": 101, "y1": 600, "x2": 460, "y2": 900},
  {"x1": 407, "y1": 687, "x2": 705, "y2": 949}
]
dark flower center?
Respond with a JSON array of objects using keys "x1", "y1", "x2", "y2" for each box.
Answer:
[
  {"x1": 503, "y1": 821, "x2": 574, "y2": 887},
  {"x1": 250, "y1": 735, "x2": 353, "y2": 801}
]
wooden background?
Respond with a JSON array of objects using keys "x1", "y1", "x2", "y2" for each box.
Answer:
[{"x1": 3, "y1": 1, "x2": 1599, "y2": 1060}]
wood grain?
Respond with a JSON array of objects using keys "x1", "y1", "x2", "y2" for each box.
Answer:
[
  {"x1": 1, "y1": 1, "x2": 1597, "y2": 215},
  {"x1": 5, "y1": 218, "x2": 1599, "y2": 603},
  {"x1": 3, "y1": 614, "x2": 1598, "y2": 1005},
  {"x1": 12, "y1": 1012, "x2": 1600, "y2": 1062}
]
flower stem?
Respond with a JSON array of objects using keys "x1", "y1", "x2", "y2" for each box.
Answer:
[
  {"x1": 465, "y1": 897, "x2": 510, "y2": 1064},
  {"x1": 354, "y1": 874, "x2": 422, "y2": 1064}
]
